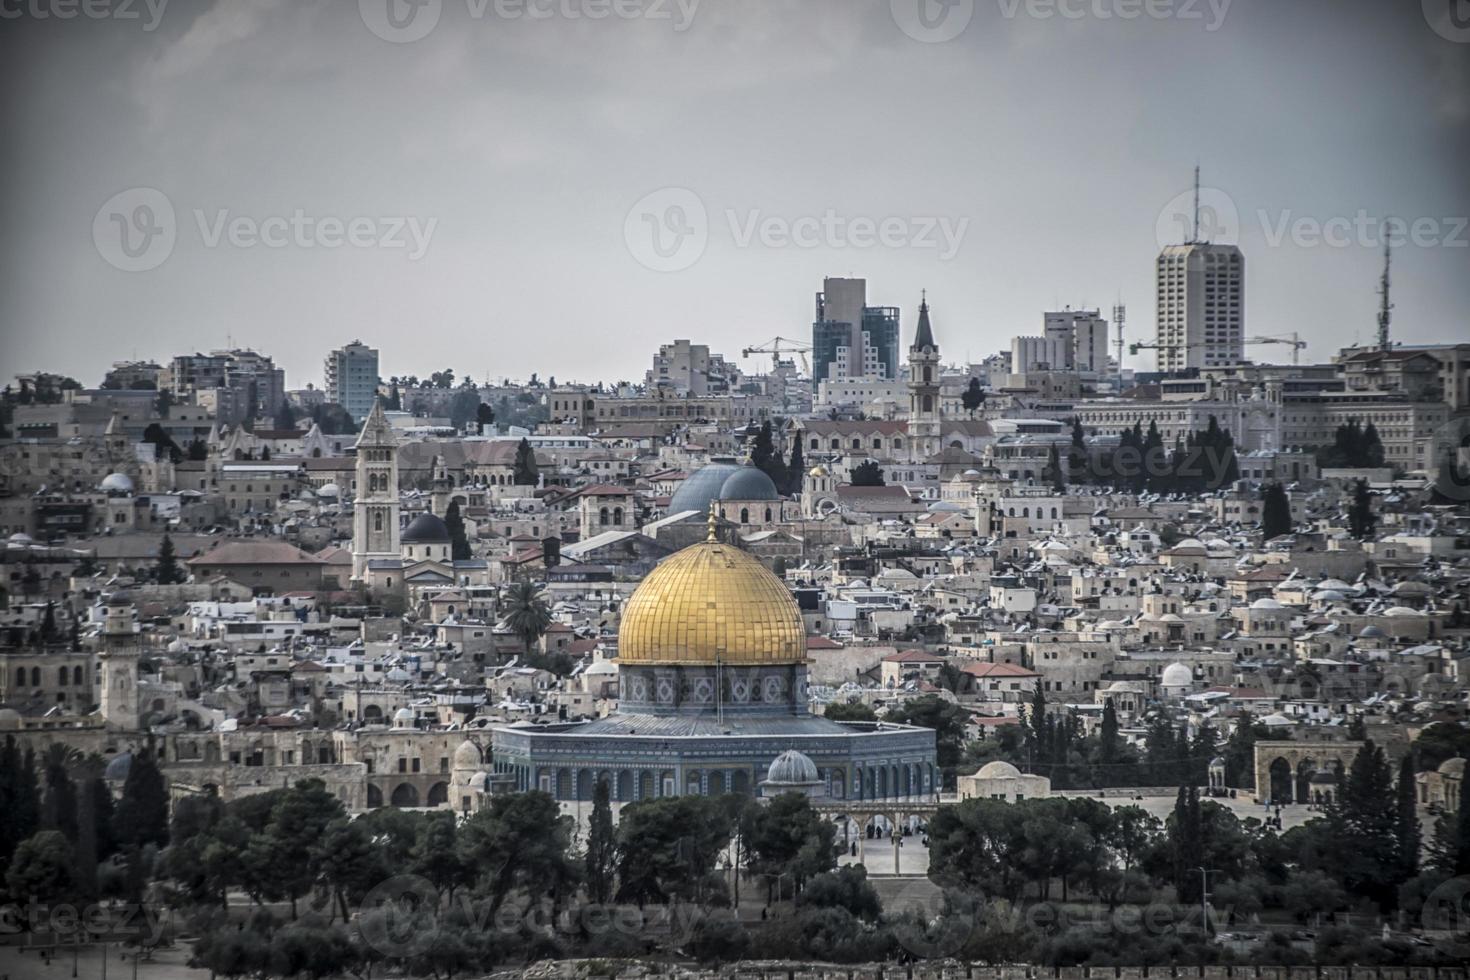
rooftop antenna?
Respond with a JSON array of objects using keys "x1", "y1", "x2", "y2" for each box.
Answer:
[
  {"x1": 1376, "y1": 240, "x2": 1393, "y2": 351},
  {"x1": 1190, "y1": 164, "x2": 1201, "y2": 245}
]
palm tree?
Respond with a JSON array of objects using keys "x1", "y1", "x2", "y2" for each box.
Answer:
[{"x1": 502, "y1": 582, "x2": 553, "y2": 657}]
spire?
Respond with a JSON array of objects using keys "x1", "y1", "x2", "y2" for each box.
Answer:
[
  {"x1": 355, "y1": 397, "x2": 395, "y2": 448},
  {"x1": 912, "y1": 291, "x2": 935, "y2": 350},
  {"x1": 706, "y1": 504, "x2": 719, "y2": 543}
]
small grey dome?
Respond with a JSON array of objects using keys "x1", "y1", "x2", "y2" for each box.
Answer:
[
  {"x1": 401, "y1": 512, "x2": 450, "y2": 544},
  {"x1": 104, "y1": 752, "x2": 133, "y2": 781},
  {"x1": 766, "y1": 749, "x2": 819, "y2": 785},
  {"x1": 719, "y1": 466, "x2": 779, "y2": 502}
]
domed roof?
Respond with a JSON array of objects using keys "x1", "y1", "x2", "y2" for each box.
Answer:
[
  {"x1": 585, "y1": 659, "x2": 619, "y2": 675},
  {"x1": 99, "y1": 472, "x2": 134, "y2": 495},
  {"x1": 1250, "y1": 597, "x2": 1283, "y2": 610},
  {"x1": 453, "y1": 739, "x2": 482, "y2": 769},
  {"x1": 317, "y1": 483, "x2": 340, "y2": 498},
  {"x1": 1438, "y1": 757, "x2": 1466, "y2": 777},
  {"x1": 1359, "y1": 625, "x2": 1387, "y2": 638},
  {"x1": 1161, "y1": 662, "x2": 1193, "y2": 688},
  {"x1": 808, "y1": 465, "x2": 829, "y2": 478},
  {"x1": 766, "y1": 750, "x2": 819, "y2": 785},
  {"x1": 976, "y1": 761, "x2": 1022, "y2": 779},
  {"x1": 104, "y1": 752, "x2": 132, "y2": 781},
  {"x1": 1383, "y1": 606, "x2": 1421, "y2": 617},
  {"x1": 668, "y1": 463, "x2": 743, "y2": 515},
  {"x1": 392, "y1": 707, "x2": 416, "y2": 727},
  {"x1": 7, "y1": 532, "x2": 33, "y2": 547},
  {"x1": 401, "y1": 512, "x2": 450, "y2": 544},
  {"x1": 719, "y1": 466, "x2": 779, "y2": 502},
  {"x1": 0, "y1": 707, "x2": 21, "y2": 730},
  {"x1": 618, "y1": 528, "x2": 805, "y2": 667}
]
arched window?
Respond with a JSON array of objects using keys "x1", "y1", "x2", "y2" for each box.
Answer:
[
  {"x1": 873, "y1": 438, "x2": 882, "y2": 449},
  {"x1": 74, "y1": 666, "x2": 83, "y2": 685},
  {"x1": 599, "y1": 507, "x2": 609, "y2": 523},
  {"x1": 740, "y1": 508, "x2": 749, "y2": 524},
  {"x1": 613, "y1": 507, "x2": 624, "y2": 524},
  {"x1": 922, "y1": 395, "x2": 933, "y2": 412},
  {"x1": 810, "y1": 438, "x2": 818, "y2": 450},
  {"x1": 851, "y1": 438, "x2": 861, "y2": 450},
  {"x1": 373, "y1": 512, "x2": 383, "y2": 532},
  {"x1": 764, "y1": 507, "x2": 772, "y2": 522},
  {"x1": 58, "y1": 666, "x2": 68, "y2": 686},
  {"x1": 1051, "y1": 507, "x2": 1058, "y2": 519},
  {"x1": 15, "y1": 667, "x2": 24, "y2": 687},
  {"x1": 31, "y1": 667, "x2": 40, "y2": 686},
  {"x1": 924, "y1": 367, "x2": 932, "y2": 383},
  {"x1": 830, "y1": 438, "x2": 839, "y2": 450}
]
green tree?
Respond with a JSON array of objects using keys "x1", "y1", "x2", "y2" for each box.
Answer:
[
  {"x1": 502, "y1": 581, "x2": 553, "y2": 657},
  {"x1": 785, "y1": 438, "x2": 804, "y2": 495},
  {"x1": 274, "y1": 400, "x2": 296, "y2": 431},
  {"x1": 475, "y1": 401, "x2": 495, "y2": 434},
  {"x1": 458, "y1": 791, "x2": 578, "y2": 913},
  {"x1": 408, "y1": 810, "x2": 469, "y2": 901},
  {"x1": 1261, "y1": 482, "x2": 1293, "y2": 540},
  {"x1": 255, "y1": 778, "x2": 346, "y2": 918},
  {"x1": 40, "y1": 743, "x2": 80, "y2": 842},
  {"x1": 616, "y1": 795, "x2": 732, "y2": 906},
  {"x1": 885, "y1": 695, "x2": 966, "y2": 788},
  {"x1": 0, "y1": 736, "x2": 41, "y2": 867},
  {"x1": 585, "y1": 776, "x2": 617, "y2": 905},
  {"x1": 5, "y1": 830, "x2": 76, "y2": 906},
  {"x1": 1395, "y1": 752, "x2": 1420, "y2": 882},
  {"x1": 1044, "y1": 443, "x2": 1066, "y2": 493},
  {"x1": 512, "y1": 437, "x2": 539, "y2": 485},
  {"x1": 445, "y1": 500, "x2": 472, "y2": 562},
  {"x1": 1323, "y1": 740, "x2": 1400, "y2": 906},
  {"x1": 849, "y1": 460, "x2": 885, "y2": 487},
  {"x1": 823, "y1": 701, "x2": 878, "y2": 722},
  {"x1": 745, "y1": 792, "x2": 836, "y2": 900},
  {"x1": 797, "y1": 864, "x2": 882, "y2": 921},
  {"x1": 1347, "y1": 478, "x2": 1377, "y2": 539},
  {"x1": 156, "y1": 532, "x2": 185, "y2": 585},
  {"x1": 960, "y1": 377, "x2": 986, "y2": 417},
  {"x1": 114, "y1": 742, "x2": 170, "y2": 851}
]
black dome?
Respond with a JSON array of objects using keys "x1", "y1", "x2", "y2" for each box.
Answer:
[{"x1": 401, "y1": 512, "x2": 451, "y2": 543}]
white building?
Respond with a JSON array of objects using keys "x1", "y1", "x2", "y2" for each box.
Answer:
[
  {"x1": 1155, "y1": 243, "x2": 1244, "y2": 371},
  {"x1": 325, "y1": 340, "x2": 381, "y2": 423}
]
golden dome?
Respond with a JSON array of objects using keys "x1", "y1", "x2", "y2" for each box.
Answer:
[{"x1": 618, "y1": 535, "x2": 806, "y2": 667}]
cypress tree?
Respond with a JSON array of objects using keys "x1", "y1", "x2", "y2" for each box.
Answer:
[
  {"x1": 1348, "y1": 479, "x2": 1377, "y2": 539},
  {"x1": 1457, "y1": 764, "x2": 1470, "y2": 876},
  {"x1": 786, "y1": 439, "x2": 804, "y2": 496},
  {"x1": 512, "y1": 438, "x2": 539, "y2": 485},
  {"x1": 1395, "y1": 752, "x2": 1420, "y2": 882},
  {"x1": 1261, "y1": 483, "x2": 1293, "y2": 540},
  {"x1": 114, "y1": 741, "x2": 169, "y2": 851},
  {"x1": 156, "y1": 533, "x2": 184, "y2": 585},
  {"x1": 585, "y1": 777, "x2": 617, "y2": 904},
  {"x1": 445, "y1": 500, "x2": 472, "y2": 561},
  {"x1": 41, "y1": 746, "x2": 79, "y2": 842}
]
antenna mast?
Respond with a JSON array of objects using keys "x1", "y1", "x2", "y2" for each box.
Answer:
[
  {"x1": 1376, "y1": 240, "x2": 1393, "y2": 351},
  {"x1": 1191, "y1": 165, "x2": 1201, "y2": 244},
  {"x1": 1112, "y1": 300, "x2": 1126, "y2": 391}
]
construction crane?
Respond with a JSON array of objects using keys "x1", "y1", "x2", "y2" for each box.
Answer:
[
  {"x1": 742, "y1": 337, "x2": 812, "y2": 375},
  {"x1": 1245, "y1": 333, "x2": 1308, "y2": 365}
]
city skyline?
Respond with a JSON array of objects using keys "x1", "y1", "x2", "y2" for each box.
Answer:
[{"x1": 2, "y1": 0, "x2": 1468, "y2": 387}]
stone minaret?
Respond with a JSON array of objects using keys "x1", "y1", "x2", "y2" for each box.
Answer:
[
  {"x1": 907, "y1": 292, "x2": 942, "y2": 460},
  {"x1": 97, "y1": 596, "x2": 140, "y2": 731},
  {"x1": 352, "y1": 400, "x2": 400, "y2": 583}
]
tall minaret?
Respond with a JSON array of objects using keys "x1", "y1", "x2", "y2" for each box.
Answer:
[
  {"x1": 907, "y1": 291, "x2": 942, "y2": 460},
  {"x1": 97, "y1": 595, "x2": 140, "y2": 731},
  {"x1": 351, "y1": 399, "x2": 400, "y2": 584}
]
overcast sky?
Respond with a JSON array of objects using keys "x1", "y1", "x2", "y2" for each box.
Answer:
[{"x1": 2, "y1": 0, "x2": 1467, "y2": 391}]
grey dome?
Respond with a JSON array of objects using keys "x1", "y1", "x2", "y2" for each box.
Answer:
[
  {"x1": 668, "y1": 463, "x2": 743, "y2": 515},
  {"x1": 401, "y1": 512, "x2": 450, "y2": 544},
  {"x1": 766, "y1": 749, "x2": 819, "y2": 785},
  {"x1": 104, "y1": 752, "x2": 132, "y2": 781},
  {"x1": 719, "y1": 466, "x2": 779, "y2": 502}
]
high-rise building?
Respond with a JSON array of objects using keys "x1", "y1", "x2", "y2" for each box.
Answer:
[
  {"x1": 325, "y1": 340, "x2": 381, "y2": 422},
  {"x1": 646, "y1": 339, "x2": 738, "y2": 394},
  {"x1": 1155, "y1": 243, "x2": 1245, "y2": 372},
  {"x1": 811, "y1": 277, "x2": 900, "y2": 383},
  {"x1": 1043, "y1": 309, "x2": 1110, "y2": 374}
]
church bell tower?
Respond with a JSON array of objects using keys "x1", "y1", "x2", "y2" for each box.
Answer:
[
  {"x1": 907, "y1": 291, "x2": 942, "y2": 460},
  {"x1": 352, "y1": 400, "x2": 400, "y2": 583}
]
